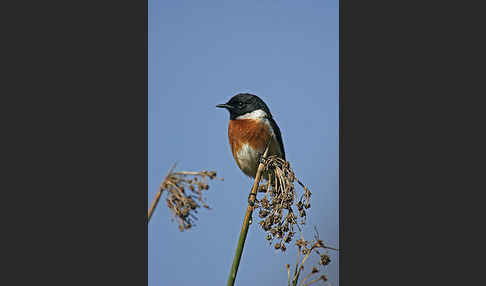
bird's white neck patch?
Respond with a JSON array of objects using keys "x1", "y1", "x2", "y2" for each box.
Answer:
[{"x1": 236, "y1": 109, "x2": 267, "y2": 120}]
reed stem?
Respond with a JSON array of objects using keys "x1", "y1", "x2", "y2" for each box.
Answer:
[{"x1": 226, "y1": 145, "x2": 270, "y2": 286}]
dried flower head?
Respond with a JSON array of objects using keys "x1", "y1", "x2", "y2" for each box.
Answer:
[
  {"x1": 149, "y1": 165, "x2": 223, "y2": 231},
  {"x1": 253, "y1": 155, "x2": 312, "y2": 251},
  {"x1": 319, "y1": 254, "x2": 331, "y2": 266},
  {"x1": 285, "y1": 229, "x2": 338, "y2": 286}
]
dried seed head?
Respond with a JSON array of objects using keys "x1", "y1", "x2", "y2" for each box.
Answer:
[
  {"x1": 282, "y1": 223, "x2": 289, "y2": 233},
  {"x1": 254, "y1": 155, "x2": 314, "y2": 250},
  {"x1": 259, "y1": 209, "x2": 269, "y2": 218},
  {"x1": 296, "y1": 238, "x2": 307, "y2": 248},
  {"x1": 270, "y1": 228, "x2": 278, "y2": 236},
  {"x1": 319, "y1": 254, "x2": 331, "y2": 266},
  {"x1": 297, "y1": 201, "x2": 303, "y2": 211},
  {"x1": 260, "y1": 197, "x2": 270, "y2": 209},
  {"x1": 262, "y1": 222, "x2": 272, "y2": 231},
  {"x1": 159, "y1": 168, "x2": 221, "y2": 232},
  {"x1": 283, "y1": 230, "x2": 336, "y2": 286}
]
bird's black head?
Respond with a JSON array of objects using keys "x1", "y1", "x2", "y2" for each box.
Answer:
[{"x1": 216, "y1": 93, "x2": 272, "y2": 120}]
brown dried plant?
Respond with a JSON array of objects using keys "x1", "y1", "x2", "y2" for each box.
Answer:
[
  {"x1": 251, "y1": 156, "x2": 338, "y2": 285},
  {"x1": 253, "y1": 155, "x2": 312, "y2": 251},
  {"x1": 226, "y1": 146, "x2": 336, "y2": 286},
  {"x1": 147, "y1": 164, "x2": 223, "y2": 231},
  {"x1": 286, "y1": 227, "x2": 338, "y2": 286}
]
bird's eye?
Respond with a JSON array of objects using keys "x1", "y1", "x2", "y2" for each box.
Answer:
[{"x1": 238, "y1": 102, "x2": 244, "y2": 107}]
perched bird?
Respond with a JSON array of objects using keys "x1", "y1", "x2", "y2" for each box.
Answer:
[{"x1": 216, "y1": 93, "x2": 285, "y2": 180}]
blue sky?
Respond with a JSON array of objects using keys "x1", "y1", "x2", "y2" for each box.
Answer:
[{"x1": 148, "y1": 1, "x2": 339, "y2": 285}]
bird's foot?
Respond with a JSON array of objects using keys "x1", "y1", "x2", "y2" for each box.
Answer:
[{"x1": 258, "y1": 153, "x2": 267, "y2": 165}]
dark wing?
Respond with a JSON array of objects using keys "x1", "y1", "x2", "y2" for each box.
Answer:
[{"x1": 268, "y1": 117, "x2": 286, "y2": 160}]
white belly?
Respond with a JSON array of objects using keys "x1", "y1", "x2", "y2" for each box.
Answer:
[
  {"x1": 235, "y1": 137, "x2": 283, "y2": 178},
  {"x1": 236, "y1": 143, "x2": 261, "y2": 178}
]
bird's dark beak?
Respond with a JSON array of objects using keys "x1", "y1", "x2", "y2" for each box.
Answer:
[{"x1": 216, "y1": 103, "x2": 233, "y2": 110}]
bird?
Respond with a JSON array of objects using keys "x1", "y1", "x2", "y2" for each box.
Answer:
[{"x1": 216, "y1": 93, "x2": 286, "y2": 181}]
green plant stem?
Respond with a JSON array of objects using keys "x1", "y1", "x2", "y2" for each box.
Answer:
[
  {"x1": 292, "y1": 244, "x2": 304, "y2": 286},
  {"x1": 226, "y1": 145, "x2": 270, "y2": 286}
]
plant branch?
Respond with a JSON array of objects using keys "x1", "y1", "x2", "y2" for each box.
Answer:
[
  {"x1": 292, "y1": 247, "x2": 302, "y2": 286},
  {"x1": 147, "y1": 164, "x2": 176, "y2": 223},
  {"x1": 226, "y1": 144, "x2": 271, "y2": 286}
]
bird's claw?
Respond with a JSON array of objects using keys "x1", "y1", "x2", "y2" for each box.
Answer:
[{"x1": 258, "y1": 153, "x2": 267, "y2": 165}]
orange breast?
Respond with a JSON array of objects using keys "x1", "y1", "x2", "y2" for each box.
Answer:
[{"x1": 228, "y1": 119, "x2": 271, "y2": 162}]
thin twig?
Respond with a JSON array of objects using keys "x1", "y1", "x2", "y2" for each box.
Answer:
[
  {"x1": 299, "y1": 271, "x2": 316, "y2": 286},
  {"x1": 302, "y1": 278, "x2": 323, "y2": 286},
  {"x1": 292, "y1": 246, "x2": 302, "y2": 286},
  {"x1": 147, "y1": 164, "x2": 177, "y2": 223},
  {"x1": 286, "y1": 264, "x2": 292, "y2": 286}
]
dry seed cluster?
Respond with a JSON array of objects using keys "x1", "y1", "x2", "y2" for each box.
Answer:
[
  {"x1": 254, "y1": 155, "x2": 312, "y2": 251},
  {"x1": 163, "y1": 170, "x2": 221, "y2": 231},
  {"x1": 286, "y1": 229, "x2": 336, "y2": 286}
]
